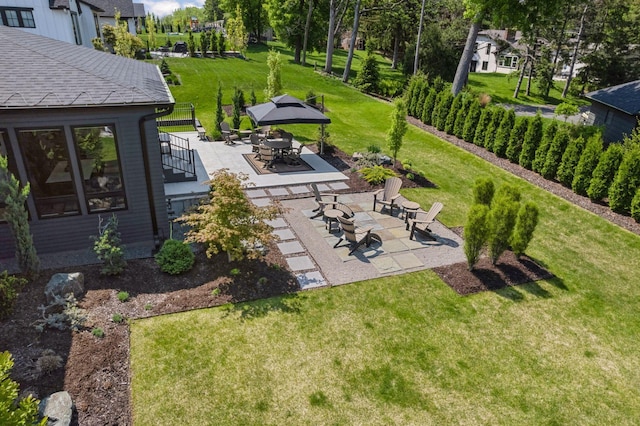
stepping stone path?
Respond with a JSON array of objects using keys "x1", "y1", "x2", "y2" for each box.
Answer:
[{"x1": 247, "y1": 182, "x2": 351, "y2": 290}]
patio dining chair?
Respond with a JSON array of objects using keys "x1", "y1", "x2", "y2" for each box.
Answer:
[
  {"x1": 256, "y1": 125, "x2": 271, "y2": 139},
  {"x1": 220, "y1": 121, "x2": 239, "y2": 145},
  {"x1": 373, "y1": 176, "x2": 402, "y2": 215},
  {"x1": 311, "y1": 183, "x2": 339, "y2": 218},
  {"x1": 285, "y1": 145, "x2": 303, "y2": 165},
  {"x1": 407, "y1": 202, "x2": 443, "y2": 241},
  {"x1": 249, "y1": 133, "x2": 261, "y2": 154},
  {"x1": 258, "y1": 144, "x2": 275, "y2": 168},
  {"x1": 334, "y1": 215, "x2": 382, "y2": 255}
]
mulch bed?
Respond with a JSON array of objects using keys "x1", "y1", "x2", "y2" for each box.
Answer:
[{"x1": 0, "y1": 141, "x2": 578, "y2": 425}]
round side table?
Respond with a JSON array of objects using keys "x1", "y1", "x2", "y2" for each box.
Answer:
[
  {"x1": 402, "y1": 201, "x2": 420, "y2": 224},
  {"x1": 324, "y1": 209, "x2": 342, "y2": 233}
]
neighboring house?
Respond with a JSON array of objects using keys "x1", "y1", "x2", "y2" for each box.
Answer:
[
  {"x1": 0, "y1": 0, "x2": 104, "y2": 48},
  {"x1": 585, "y1": 80, "x2": 640, "y2": 143},
  {"x1": 0, "y1": 25, "x2": 173, "y2": 260},
  {"x1": 92, "y1": 0, "x2": 143, "y2": 36},
  {"x1": 472, "y1": 29, "x2": 523, "y2": 74}
]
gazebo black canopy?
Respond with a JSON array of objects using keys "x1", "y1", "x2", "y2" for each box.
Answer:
[{"x1": 246, "y1": 94, "x2": 331, "y2": 126}]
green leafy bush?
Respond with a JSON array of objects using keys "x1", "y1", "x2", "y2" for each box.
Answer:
[
  {"x1": 414, "y1": 79, "x2": 429, "y2": 119},
  {"x1": 92, "y1": 327, "x2": 105, "y2": 338},
  {"x1": 421, "y1": 88, "x2": 438, "y2": 125},
  {"x1": 572, "y1": 134, "x2": 603, "y2": 196},
  {"x1": 473, "y1": 107, "x2": 493, "y2": 146},
  {"x1": 608, "y1": 146, "x2": 640, "y2": 213},
  {"x1": 484, "y1": 107, "x2": 505, "y2": 151},
  {"x1": 532, "y1": 121, "x2": 558, "y2": 173},
  {"x1": 155, "y1": 239, "x2": 195, "y2": 275},
  {"x1": 519, "y1": 112, "x2": 543, "y2": 169},
  {"x1": 587, "y1": 143, "x2": 624, "y2": 202},
  {"x1": 487, "y1": 189, "x2": 521, "y2": 265},
  {"x1": 506, "y1": 117, "x2": 529, "y2": 163},
  {"x1": 435, "y1": 91, "x2": 454, "y2": 131},
  {"x1": 444, "y1": 93, "x2": 464, "y2": 134},
  {"x1": 0, "y1": 351, "x2": 43, "y2": 426},
  {"x1": 541, "y1": 128, "x2": 571, "y2": 180},
  {"x1": 112, "y1": 313, "x2": 124, "y2": 323},
  {"x1": 92, "y1": 214, "x2": 126, "y2": 275},
  {"x1": 464, "y1": 204, "x2": 490, "y2": 270},
  {"x1": 359, "y1": 166, "x2": 397, "y2": 185},
  {"x1": 472, "y1": 177, "x2": 495, "y2": 206},
  {"x1": 117, "y1": 291, "x2": 129, "y2": 302},
  {"x1": 462, "y1": 101, "x2": 482, "y2": 142},
  {"x1": 510, "y1": 201, "x2": 539, "y2": 257},
  {"x1": 631, "y1": 189, "x2": 640, "y2": 222},
  {"x1": 557, "y1": 136, "x2": 586, "y2": 187},
  {"x1": 0, "y1": 271, "x2": 27, "y2": 320},
  {"x1": 493, "y1": 109, "x2": 516, "y2": 158}
]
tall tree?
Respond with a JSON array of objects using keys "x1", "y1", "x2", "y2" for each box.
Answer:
[
  {"x1": 324, "y1": 0, "x2": 350, "y2": 73},
  {"x1": 204, "y1": 0, "x2": 224, "y2": 22},
  {"x1": 221, "y1": 0, "x2": 268, "y2": 44},
  {"x1": 226, "y1": 4, "x2": 248, "y2": 55}
]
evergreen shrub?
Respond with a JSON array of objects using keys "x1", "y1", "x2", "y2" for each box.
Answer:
[
  {"x1": 510, "y1": 201, "x2": 539, "y2": 257},
  {"x1": 0, "y1": 271, "x2": 27, "y2": 320},
  {"x1": 519, "y1": 112, "x2": 543, "y2": 169},
  {"x1": 487, "y1": 193, "x2": 520, "y2": 265},
  {"x1": 532, "y1": 121, "x2": 558, "y2": 173},
  {"x1": 472, "y1": 177, "x2": 495, "y2": 206},
  {"x1": 421, "y1": 88, "x2": 438, "y2": 125},
  {"x1": 473, "y1": 107, "x2": 493, "y2": 146},
  {"x1": 572, "y1": 134, "x2": 603, "y2": 196},
  {"x1": 608, "y1": 147, "x2": 640, "y2": 213},
  {"x1": 506, "y1": 117, "x2": 529, "y2": 163},
  {"x1": 484, "y1": 107, "x2": 505, "y2": 151},
  {"x1": 541, "y1": 128, "x2": 571, "y2": 180},
  {"x1": 587, "y1": 143, "x2": 624, "y2": 201},
  {"x1": 631, "y1": 189, "x2": 640, "y2": 222},
  {"x1": 464, "y1": 204, "x2": 490, "y2": 270},
  {"x1": 493, "y1": 109, "x2": 516, "y2": 157},
  {"x1": 155, "y1": 239, "x2": 195, "y2": 275},
  {"x1": 462, "y1": 101, "x2": 482, "y2": 142},
  {"x1": 444, "y1": 94, "x2": 463, "y2": 134},
  {"x1": 557, "y1": 136, "x2": 586, "y2": 187}
]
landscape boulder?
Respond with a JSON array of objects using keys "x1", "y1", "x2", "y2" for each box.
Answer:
[
  {"x1": 45, "y1": 273, "x2": 84, "y2": 304},
  {"x1": 39, "y1": 391, "x2": 73, "y2": 426}
]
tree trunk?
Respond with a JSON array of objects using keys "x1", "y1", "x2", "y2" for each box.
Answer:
[
  {"x1": 414, "y1": 0, "x2": 427, "y2": 75},
  {"x1": 294, "y1": 36, "x2": 302, "y2": 63},
  {"x1": 513, "y1": 51, "x2": 529, "y2": 99},
  {"x1": 391, "y1": 28, "x2": 400, "y2": 69},
  {"x1": 342, "y1": 0, "x2": 362, "y2": 83},
  {"x1": 302, "y1": 0, "x2": 314, "y2": 65},
  {"x1": 451, "y1": 14, "x2": 483, "y2": 96},
  {"x1": 562, "y1": 5, "x2": 588, "y2": 98},
  {"x1": 324, "y1": 0, "x2": 336, "y2": 73},
  {"x1": 526, "y1": 40, "x2": 538, "y2": 96}
]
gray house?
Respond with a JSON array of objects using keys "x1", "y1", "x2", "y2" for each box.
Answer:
[
  {"x1": 0, "y1": 25, "x2": 173, "y2": 260},
  {"x1": 585, "y1": 80, "x2": 640, "y2": 143}
]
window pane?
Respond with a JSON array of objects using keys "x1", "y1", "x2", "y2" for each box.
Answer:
[
  {"x1": 73, "y1": 125, "x2": 126, "y2": 213},
  {"x1": 18, "y1": 128, "x2": 80, "y2": 218},
  {"x1": 20, "y1": 10, "x2": 35, "y2": 28},
  {"x1": 71, "y1": 12, "x2": 81, "y2": 45},
  {"x1": 6, "y1": 10, "x2": 19, "y2": 27}
]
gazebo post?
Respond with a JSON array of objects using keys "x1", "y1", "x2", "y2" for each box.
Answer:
[{"x1": 320, "y1": 94, "x2": 325, "y2": 154}]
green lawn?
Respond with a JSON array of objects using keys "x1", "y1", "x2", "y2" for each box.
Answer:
[{"x1": 130, "y1": 44, "x2": 640, "y2": 425}]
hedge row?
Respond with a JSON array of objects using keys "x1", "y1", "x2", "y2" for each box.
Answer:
[{"x1": 403, "y1": 75, "x2": 640, "y2": 221}]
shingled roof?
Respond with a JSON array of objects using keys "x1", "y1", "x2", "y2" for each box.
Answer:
[
  {"x1": 585, "y1": 80, "x2": 640, "y2": 116},
  {"x1": 0, "y1": 26, "x2": 173, "y2": 110},
  {"x1": 93, "y1": 0, "x2": 136, "y2": 18}
]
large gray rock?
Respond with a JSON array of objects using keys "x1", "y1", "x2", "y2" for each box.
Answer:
[
  {"x1": 45, "y1": 273, "x2": 84, "y2": 304},
  {"x1": 39, "y1": 391, "x2": 73, "y2": 426}
]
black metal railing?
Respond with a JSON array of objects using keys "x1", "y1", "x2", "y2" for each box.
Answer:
[
  {"x1": 160, "y1": 132, "x2": 196, "y2": 180},
  {"x1": 156, "y1": 102, "x2": 195, "y2": 129}
]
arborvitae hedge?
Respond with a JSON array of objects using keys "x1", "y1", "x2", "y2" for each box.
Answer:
[
  {"x1": 532, "y1": 121, "x2": 558, "y2": 173},
  {"x1": 608, "y1": 146, "x2": 640, "y2": 213},
  {"x1": 421, "y1": 88, "x2": 438, "y2": 125},
  {"x1": 506, "y1": 117, "x2": 529, "y2": 163},
  {"x1": 572, "y1": 134, "x2": 603, "y2": 196},
  {"x1": 631, "y1": 189, "x2": 640, "y2": 222},
  {"x1": 464, "y1": 204, "x2": 490, "y2": 271},
  {"x1": 415, "y1": 80, "x2": 429, "y2": 120},
  {"x1": 453, "y1": 96, "x2": 472, "y2": 138},
  {"x1": 430, "y1": 91, "x2": 446, "y2": 129},
  {"x1": 474, "y1": 107, "x2": 493, "y2": 146},
  {"x1": 587, "y1": 143, "x2": 624, "y2": 202},
  {"x1": 493, "y1": 109, "x2": 516, "y2": 158},
  {"x1": 510, "y1": 201, "x2": 539, "y2": 257},
  {"x1": 405, "y1": 76, "x2": 419, "y2": 117},
  {"x1": 435, "y1": 92, "x2": 454, "y2": 131},
  {"x1": 462, "y1": 101, "x2": 482, "y2": 142},
  {"x1": 519, "y1": 112, "x2": 543, "y2": 169},
  {"x1": 541, "y1": 127, "x2": 570, "y2": 180},
  {"x1": 487, "y1": 190, "x2": 520, "y2": 265},
  {"x1": 557, "y1": 136, "x2": 586, "y2": 187},
  {"x1": 445, "y1": 94, "x2": 464, "y2": 134},
  {"x1": 473, "y1": 177, "x2": 495, "y2": 206},
  {"x1": 484, "y1": 107, "x2": 505, "y2": 151}
]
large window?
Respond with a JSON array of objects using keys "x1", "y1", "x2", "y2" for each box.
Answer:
[
  {"x1": 17, "y1": 128, "x2": 80, "y2": 218},
  {"x1": 71, "y1": 12, "x2": 82, "y2": 45},
  {"x1": 0, "y1": 8, "x2": 35, "y2": 28},
  {"x1": 498, "y1": 55, "x2": 518, "y2": 68},
  {"x1": 72, "y1": 125, "x2": 126, "y2": 213}
]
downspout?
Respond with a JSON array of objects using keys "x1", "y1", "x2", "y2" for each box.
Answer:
[{"x1": 139, "y1": 104, "x2": 174, "y2": 250}]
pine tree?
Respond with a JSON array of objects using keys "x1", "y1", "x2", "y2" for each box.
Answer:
[
  {"x1": 421, "y1": 88, "x2": 437, "y2": 125},
  {"x1": 386, "y1": 98, "x2": 408, "y2": 164},
  {"x1": 493, "y1": 109, "x2": 516, "y2": 158},
  {"x1": 353, "y1": 50, "x2": 380, "y2": 94},
  {"x1": 473, "y1": 107, "x2": 493, "y2": 146},
  {"x1": 608, "y1": 146, "x2": 640, "y2": 213},
  {"x1": 484, "y1": 107, "x2": 505, "y2": 151},
  {"x1": 557, "y1": 136, "x2": 586, "y2": 187},
  {"x1": 541, "y1": 128, "x2": 571, "y2": 180},
  {"x1": 506, "y1": 117, "x2": 529, "y2": 163},
  {"x1": 532, "y1": 121, "x2": 558, "y2": 173},
  {"x1": 462, "y1": 101, "x2": 482, "y2": 142},
  {"x1": 519, "y1": 112, "x2": 543, "y2": 169},
  {"x1": 587, "y1": 143, "x2": 624, "y2": 201},
  {"x1": 572, "y1": 134, "x2": 604, "y2": 196}
]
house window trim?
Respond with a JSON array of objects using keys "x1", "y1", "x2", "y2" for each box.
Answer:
[
  {"x1": 70, "y1": 11, "x2": 82, "y2": 45},
  {"x1": 0, "y1": 7, "x2": 35, "y2": 28}
]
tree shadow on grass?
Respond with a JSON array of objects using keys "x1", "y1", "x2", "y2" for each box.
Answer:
[{"x1": 222, "y1": 292, "x2": 304, "y2": 321}]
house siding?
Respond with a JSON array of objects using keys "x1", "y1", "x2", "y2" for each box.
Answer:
[
  {"x1": 590, "y1": 102, "x2": 639, "y2": 143},
  {"x1": 0, "y1": 106, "x2": 170, "y2": 259}
]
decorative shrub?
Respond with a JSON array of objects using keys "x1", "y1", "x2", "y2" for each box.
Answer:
[
  {"x1": 92, "y1": 214, "x2": 126, "y2": 275},
  {"x1": 462, "y1": 100, "x2": 482, "y2": 142},
  {"x1": 473, "y1": 107, "x2": 493, "y2": 146},
  {"x1": 353, "y1": 49, "x2": 380, "y2": 94},
  {"x1": 557, "y1": 136, "x2": 586, "y2": 187},
  {"x1": 541, "y1": 128, "x2": 571, "y2": 180},
  {"x1": 112, "y1": 313, "x2": 124, "y2": 323},
  {"x1": 519, "y1": 112, "x2": 543, "y2": 169},
  {"x1": 92, "y1": 327, "x2": 105, "y2": 338},
  {"x1": 0, "y1": 271, "x2": 27, "y2": 320},
  {"x1": 0, "y1": 351, "x2": 41, "y2": 424},
  {"x1": 430, "y1": 91, "x2": 445, "y2": 129},
  {"x1": 532, "y1": 121, "x2": 558, "y2": 173},
  {"x1": 487, "y1": 195, "x2": 520, "y2": 265},
  {"x1": 572, "y1": 134, "x2": 603, "y2": 196},
  {"x1": 493, "y1": 109, "x2": 516, "y2": 158},
  {"x1": 608, "y1": 146, "x2": 640, "y2": 214},
  {"x1": 305, "y1": 90, "x2": 316, "y2": 106},
  {"x1": 215, "y1": 85, "x2": 224, "y2": 132},
  {"x1": 36, "y1": 349, "x2": 63, "y2": 376},
  {"x1": 421, "y1": 88, "x2": 438, "y2": 125},
  {"x1": 155, "y1": 239, "x2": 195, "y2": 275},
  {"x1": 359, "y1": 165, "x2": 397, "y2": 185},
  {"x1": 631, "y1": 188, "x2": 640, "y2": 222},
  {"x1": 117, "y1": 291, "x2": 129, "y2": 302},
  {"x1": 494, "y1": 183, "x2": 522, "y2": 203},
  {"x1": 510, "y1": 201, "x2": 539, "y2": 257},
  {"x1": 473, "y1": 177, "x2": 495, "y2": 206},
  {"x1": 435, "y1": 92, "x2": 454, "y2": 131},
  {"x1": 587, "y1": 143, "x2": 624, "y2": 202},
  {"x1": 414, "y1": 79, "x2": 429, "y2": 119},
  {"x1": 404, "y1": 75, "x2": 420, "y2": 116},
  {"x1": 506, "y1": 117, "x2": 529, "y2": 163},
  {"x1": 444, "y1": 93, "x2": 464, "y2": 134},
  {"x1": 453, "y1": 95, "x2": 472, "y2": 139},
  {"x1": 484, "y1": 107, "x2": 505, "y2": 151},
  {"x1": 464, "y1": 204, "x2": 490, "y2": 270}
]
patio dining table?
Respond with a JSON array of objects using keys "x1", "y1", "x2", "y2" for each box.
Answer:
[{"x1": 263, "y1": 138, "x2": 292, "y2": 160}]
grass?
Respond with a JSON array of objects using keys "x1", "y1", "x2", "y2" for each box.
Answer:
[
  {"x1": 467, "y1": 72, "x2": 590, "y2": 107},
  {"x1": 130, "y1": 43, "x2": 640, "y2": 424}
]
